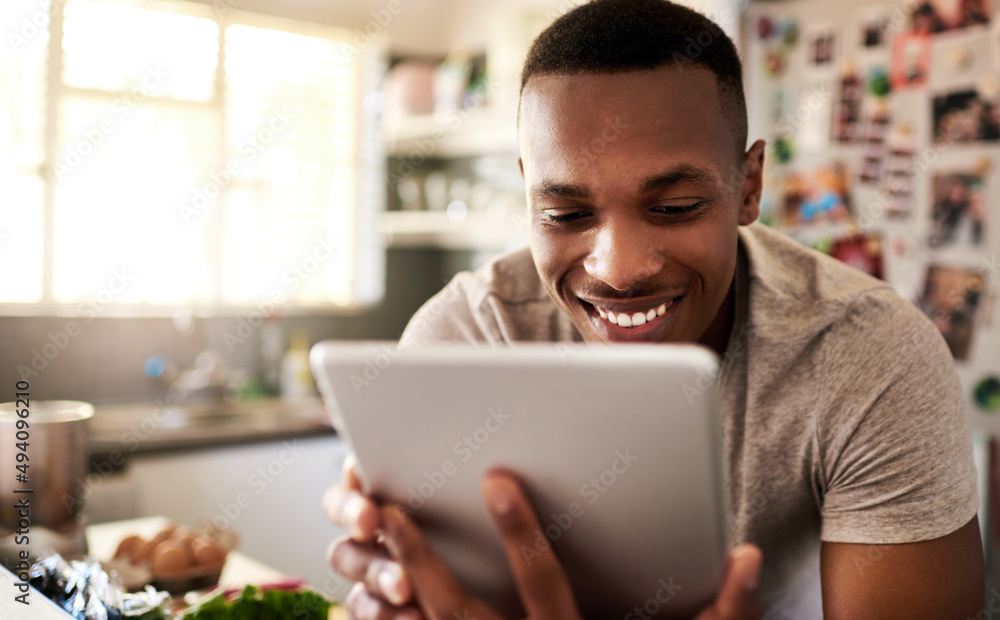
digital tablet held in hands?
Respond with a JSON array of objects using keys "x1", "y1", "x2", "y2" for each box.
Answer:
[{"x1": 310, "y1": 341, "x2": 728, "y2": 619}]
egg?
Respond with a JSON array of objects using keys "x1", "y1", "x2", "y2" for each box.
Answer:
[
  {"x1": 191, "y1": 537, "x2": 226, "y2": 567},
  {"x1": 152, "y1": 525, "x2": 176, "y2": 544},
  {"x1": 132, "y1": 538, "x2": 159, "y2": 564},
  {"x1": 176, "y1": 536, "x2": 197, "y2": 565},
  {"x1": 151, "y1": 540, "x2": 192, "y2": 577},
  {"x1": 114, "y1": 535, "x2": 144, "y2": 561}
]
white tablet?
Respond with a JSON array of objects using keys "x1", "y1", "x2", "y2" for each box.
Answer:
[{"x1": 310, "y1": 341, "x2": 728, "y2": 618}]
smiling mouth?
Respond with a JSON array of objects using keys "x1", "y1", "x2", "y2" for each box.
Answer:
[{"x1": 587, "y1": 297, "x2": 679, "y2": 328}]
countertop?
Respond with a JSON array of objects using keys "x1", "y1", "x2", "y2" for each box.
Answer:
[{"x1": 87, "y1": 397, "x2": 337, "y2": 461}]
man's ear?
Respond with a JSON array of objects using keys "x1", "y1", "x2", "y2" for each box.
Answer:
[{"x1": 738, "y1": 139, "x2": 766, "y2": 226}]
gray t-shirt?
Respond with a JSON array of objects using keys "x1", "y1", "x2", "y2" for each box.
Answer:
[{"x1": 399, "y1": 222, "x2": 978, "y2": 618}]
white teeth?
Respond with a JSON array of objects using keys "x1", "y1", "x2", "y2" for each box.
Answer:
[{"x1": 593, "y1": 298, "x2": 677, "y2": 329}]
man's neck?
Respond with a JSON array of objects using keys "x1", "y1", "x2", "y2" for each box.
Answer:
[{"x1": 698, "y1": 282, "x2": 735, "y2": 357}]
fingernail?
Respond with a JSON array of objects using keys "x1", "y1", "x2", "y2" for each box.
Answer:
[
  {"x1": 343, "y1": 453, "x2": 357, "y2": 473},
  {"x1": 378, "y1": 563, "x2": 406, "y2": 606},
  {"x1": 344, "y1": 495, "x2": 365, "y2": 538}
]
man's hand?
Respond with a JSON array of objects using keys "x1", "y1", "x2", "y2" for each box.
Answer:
[
  {"x1": 323, "y1": 454, "x2": 422, "y2": 618},
  {"x1": 377, "y1": 471, "x2": 586, "y2": 620},
  {"x1": 692, "y1": 545, "x2": 763, "y2": 620},
  {"x1": 323, "y1": 457, "x2": 764, "y2": 619}
]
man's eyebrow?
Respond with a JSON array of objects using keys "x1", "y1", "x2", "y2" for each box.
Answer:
[
  {"x1": 531, "y1": 182, "x2": 592, "y2": 202},
  {"x1": 531, "y1": 165, "x2": 719, "y2": 203},
  {"x1": 638, "y1": 165, "x2": 719, "y2": 194}
]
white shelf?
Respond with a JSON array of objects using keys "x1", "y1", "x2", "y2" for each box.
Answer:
[
  {"x1": 383, "y1": 108, "x2": 518, "y2": 158},
  {"x1": 381, "y1": 210, "x2": 526, "y2": 250}
]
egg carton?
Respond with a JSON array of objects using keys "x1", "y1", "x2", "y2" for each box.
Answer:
[{"x1": 105, "y1": 520, "x2": 239, "y2": 595}]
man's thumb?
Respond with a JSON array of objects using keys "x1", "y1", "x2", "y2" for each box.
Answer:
[{"x1": 704, "y1": 544, "x2": 763, "y2": 620}]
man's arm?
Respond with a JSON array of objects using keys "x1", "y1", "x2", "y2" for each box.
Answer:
[{"x1": 820, "y1": 516, "x2": 984, "y2": 620}]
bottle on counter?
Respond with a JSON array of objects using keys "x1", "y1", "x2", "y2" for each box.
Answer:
[
  {"x1": 281, "y1": 329, "x2": 315, "y2": 400},
  {"x1": 260, "y1": 316, "x2": 284, "y2": 395}
]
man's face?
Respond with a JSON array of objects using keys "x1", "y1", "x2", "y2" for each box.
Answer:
[{"x1": 518, "y1": 66, "x2": 763, "y2": 345}]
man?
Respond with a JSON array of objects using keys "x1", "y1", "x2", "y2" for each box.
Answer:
[{"x1": 323, "y1": 0, "x2": 984, "y2": 617}]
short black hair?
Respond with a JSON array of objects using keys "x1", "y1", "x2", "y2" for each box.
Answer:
[{"x1": 521, "y1": 0, "x2": 748, "y2": 159}]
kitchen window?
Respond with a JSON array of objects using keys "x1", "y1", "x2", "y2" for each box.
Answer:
[{"x1": 0, "y1": 0, "x2": 385, "y2": 315}]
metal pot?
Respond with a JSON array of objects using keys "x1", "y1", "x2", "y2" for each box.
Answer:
[{"x1": 0, "y1": 401, "x2": 94, "y2": 532}]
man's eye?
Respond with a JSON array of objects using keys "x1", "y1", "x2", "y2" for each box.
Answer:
[
  {"x1": 651, "y1": 203, "x2": 703, "y2": 216},
  {"x1": 542, "y1": 211, "x2": 591, "y2": 224}
]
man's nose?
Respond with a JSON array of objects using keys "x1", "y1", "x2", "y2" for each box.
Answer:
[{"x1": 583, "y1": 224, "x2": 665, "y2": 292}]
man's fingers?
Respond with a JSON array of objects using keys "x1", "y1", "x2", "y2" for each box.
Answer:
[
  {"x1": 344, "y1": 453, "x2": 362, "y2": 491},
  {"x1": 327, "y1": 536, "x2": 413, "y2": 607},
  {"x1": 481, "y1": 471, "x2": 581, "y2": 619},
  {"x1": 345, "y1": 581, "x2": 426, "y2": 620},
  {"x1": 696, "y1": 544, "x2": 763, "y2": 620},
  {"x1": 381, "y1": 505, "x2": 484, "y2": 620},
  {"x1": 322, "y1": 483, "x2": 381, "y2": 541}
]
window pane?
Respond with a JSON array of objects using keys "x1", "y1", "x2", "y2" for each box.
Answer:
[
  {"x1": 0, "y1": 1, "x2": 48, "y2": 303},
  {"x1": 0, "y1": 177, "x2": 45, "y2": 303},
  {"x1": 62, "y1": 0, "x2": 218, "y2": 102},
  {"x1": 53, "y1": 97, "x2": 219, "y2": 304},
  {"x1": 221, "y1": 23, "x2": 361, "y2": 305}
]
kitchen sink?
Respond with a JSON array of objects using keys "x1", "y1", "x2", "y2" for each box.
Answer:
[{"x1": 87, "y1": 397, "x2": 332, "y2": 456}]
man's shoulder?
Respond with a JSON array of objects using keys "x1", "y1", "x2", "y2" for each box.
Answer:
[
  {"x1": 740, "y1": 223, "x2": 889, "y2": 307},
  {"x1": 465, "y1": 245, "x2": 551, "y2": 306},
  {"x1": 739, "y1": 223, "x2": 925, "y2": 337},
  {"x1": 401, "y1": 245, "x2": 571, "y2": 345}
]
